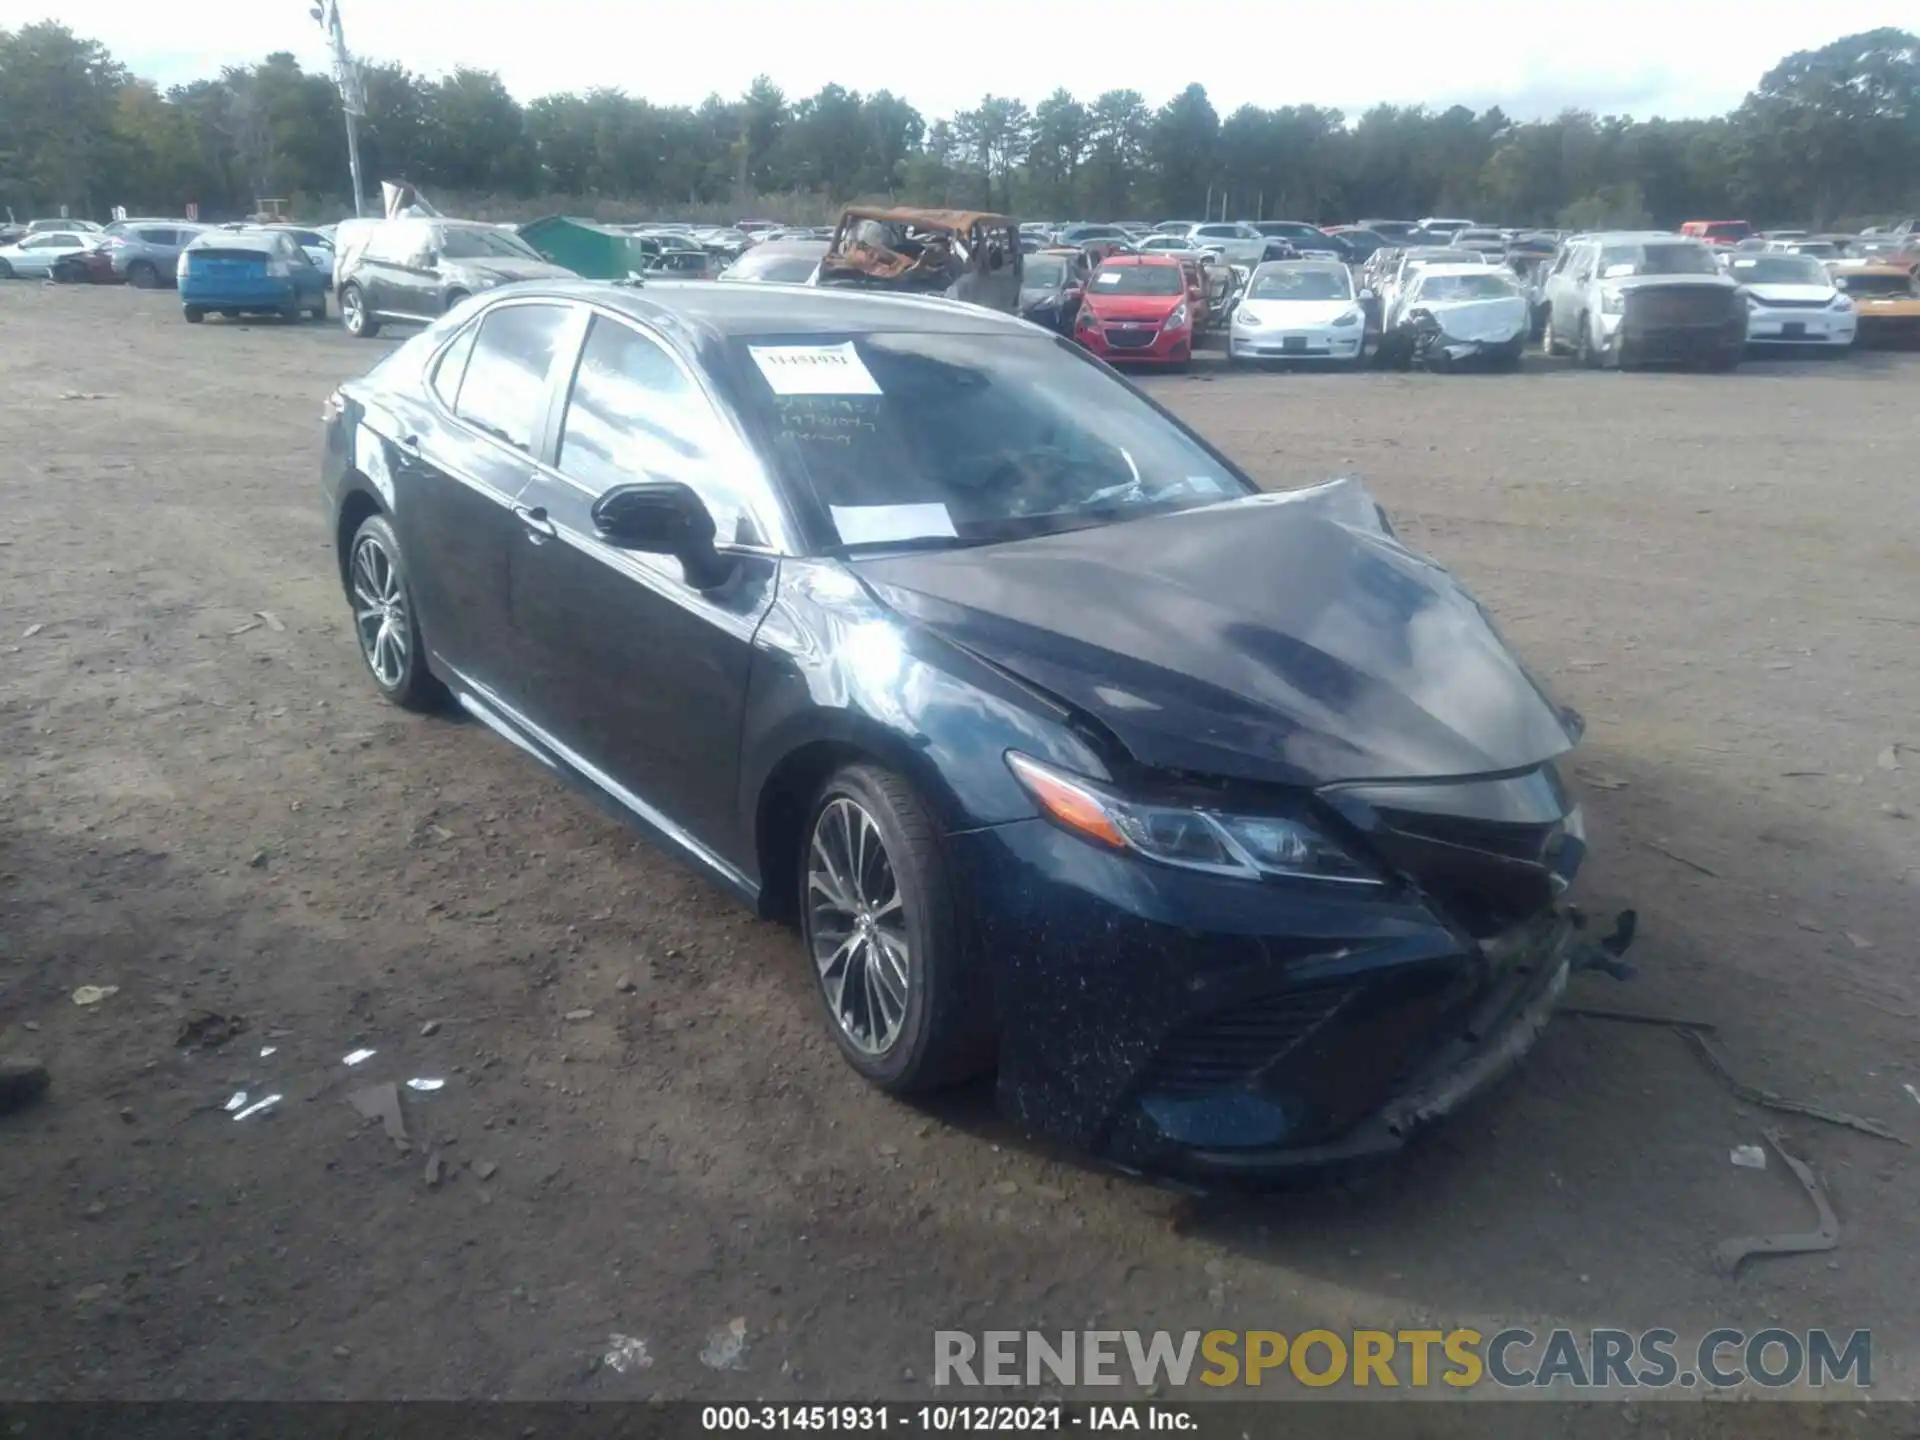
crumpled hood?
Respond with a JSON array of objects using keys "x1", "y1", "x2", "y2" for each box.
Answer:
[
  {"x1": 1745, "y1": 282, "x2": 1836, "y2": 305},
  {"x1": 850, "y1": 479, "x2": 1577, "y2": 787},
  {"x1": 1419, "y1": 296, "x2": 1528, "y2": 343}
]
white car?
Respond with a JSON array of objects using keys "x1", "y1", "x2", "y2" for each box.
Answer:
[
  {"x1": 1724, "y1": 251, "x2": 1856, "y2": 349},
  {"x1": 1378, "y1": 247, "x2": 1491, "y2": 331},
  {"x1": 1541, "y1": 232, "x2": 1746, "y2": 370},
  {"x1": 1228, "y1": 260, "x2": 1369, "y2": 364},
  {"x1": 0, "y1": 229, "x2": 100, "y2": 279},
  {"x1": 1381, "y1": 264, "x2": 1530, "y2": 369}
]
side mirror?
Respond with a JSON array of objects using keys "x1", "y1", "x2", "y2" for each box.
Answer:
[{"x1": 590, "y1": 481, "x2": 731, "y2": 588}]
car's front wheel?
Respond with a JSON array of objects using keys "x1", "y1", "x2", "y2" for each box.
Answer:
[
  {"x1": 0, "y1": 258, "x2": 13, "y2": 280},
  {"x1": 801, "y1": 764, "x2": 992, "y2": 1093},
  {"x1": 346, "y1": 514, "x2": 442, "y2": 710},
  {"x1": 128, "y1": 260, "x2": 160, "y2": 288}
]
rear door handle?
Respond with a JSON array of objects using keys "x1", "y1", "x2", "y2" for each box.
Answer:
[{"x1": 514, "y1": 504, "x2": 556, "y2": 541}]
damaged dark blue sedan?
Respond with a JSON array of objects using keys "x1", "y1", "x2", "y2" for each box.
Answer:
[{"x1": 321, "y1": 280, "x2": 1619, "y2": 1181}]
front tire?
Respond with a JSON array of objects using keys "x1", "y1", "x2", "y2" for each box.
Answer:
[
  {"x1": 128, "y1": 260, "x2": 160, "y2": 289},
  {"x1": 1576, "y1": 315, "x2": 1602, "y2": 369},
  {"x1": 0, "y1": 258, "x2": 13, "y2": 280},
  {"x1": 346, "y1": 514, "x2": 442, "y2": 711},
  {"x1": 183, "y1": 305, "x2": 205, "y2": 324},
  {"x1": 800, "y1": 764, "x2": 993, "y2": 1093},
  {"x1": 340, "y1": 283, "x2": 380, "y2": 338}
]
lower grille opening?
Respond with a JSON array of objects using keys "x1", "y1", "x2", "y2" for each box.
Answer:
[{"x1": 1139, "y1": 981, "x2": 1360, "y2": 1098}]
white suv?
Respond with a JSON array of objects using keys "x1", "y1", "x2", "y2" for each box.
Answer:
[{"x1": 1541, "y1": 233, "x2": 1746, "y2": 371}]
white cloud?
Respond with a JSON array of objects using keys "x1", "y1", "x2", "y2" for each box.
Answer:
[{"x1": 35, "y1": 0, "x2": 1916, "y2": 121}]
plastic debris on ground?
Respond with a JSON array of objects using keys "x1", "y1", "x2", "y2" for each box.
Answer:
[
  {"x1": 259, "y1": 1046, "x2": 277, "y2": 1058},
  {"x1": 224, "y1": 1091, "x2": 249, "y2": 1113},
  {"x1": 1904, "y1": 1083, "x2": 1920, "y2": 1108},
  {"x1": 347, "y1": 1081, "x2": 409, "y2": 1152},
  {"x1": 71, "y1": 986, "x2": 118, "y2": 1007},
  {"x1": 604, "y1": 1335, "x2": 654, "y2": 1374},
  {"x1": 342, "y1": 1049, "x2": 376, "y2": 1067},
  {"x1": 1730, "y1": 1144, "x2": 1767, "y2": 1169},
  {"x1": 232, "y1": 1094, "x2": 281, "y2": 1121},
  {"x1": 700, "y1": 1317, "x2": 750, "y2": 1371},
  {"x1": 406, "y1": 1078, "x2": 445, "y2": 1092}
]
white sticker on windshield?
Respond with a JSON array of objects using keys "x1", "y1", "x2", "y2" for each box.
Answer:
[
  {"x1": 1095, "y1": 271, "x2": 1123, "y2": 285},
  {"x1": 1602, "y1": 263, "x2": 1635, "y2": 279},
  {"x1": 830, "y1": 504, "x2": 957, "y2": 546},
  {"x1": 748, "y1": 342, "x2": 881, "y2": 396}
]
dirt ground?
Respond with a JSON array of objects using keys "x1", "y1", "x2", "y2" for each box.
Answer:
[{"x1": 1, "y1": 283, "x2": 1917, "y2": 1418}]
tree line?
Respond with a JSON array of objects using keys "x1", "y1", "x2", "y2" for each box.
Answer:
[{"x1": 2, "y1": 22, "x2": 1916, "y2": 229}]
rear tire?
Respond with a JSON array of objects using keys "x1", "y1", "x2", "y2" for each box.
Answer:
[
  {"x1": 340, "y1": 283, "x2": 380, "y2": 338},
  {"x1": 800, "y1": 763, "x2": 994, "y2": 1094},
  {"x1": 183, "y1": 305, "x2": 205, "y2": 324},
  {"x1": 1576, "y1": 315, "x2": 1602, "y2": 369},
  {"x1": 346, "y1": 514, "x2": 444, "y2": 712},
  {"x1": 0, "y1": 258, "x2": 13, "y2": 280},
  {"x1": 310, "y1": 293, "x2": 328, "y2": 322},
  {"x1": 281, "y1": 301, "x2": 303, "y2": 323},
  {"x1": 128, "y1": 260, "x2": 160, "y2": 289}
]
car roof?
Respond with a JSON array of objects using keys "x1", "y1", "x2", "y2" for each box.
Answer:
[
  {"x1": 484, "y1": 278, "x2": 1036, "y2": 339},
  {"x1": 1415, "y1": 264, "x2": 1509, "y2": 279},
  {"x1": 186, "y1": 228, "x2": 285, "y2": 251},
  {"x1": 1098, "y1": 254, "x2": 1182, "y2": 267}
]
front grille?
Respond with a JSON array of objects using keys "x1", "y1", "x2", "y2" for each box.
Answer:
[
  {"x1": 1105, "y1": 326, "x2": 1158, "y2": 349},
  {"x1": 1139, "y1": 980, "x2": 1362, "y2": 1097},
  {"x1": 1756, "y1": 296, "x2": 1831, "y2": 310},
  {"x1": 1626, "y1": 287, "x2": 1736, "y2": 326}
]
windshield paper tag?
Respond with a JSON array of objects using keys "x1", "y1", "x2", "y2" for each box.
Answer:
[
  {"x1": 1095, "y1": 271, "x2": 1123, "y2": 284},
  {"x1": 748, "y1": 342, "x2": 882, "y2": 396},
  {"x1": 829, "y1": 504, "x2": 957, "y2": 546}
]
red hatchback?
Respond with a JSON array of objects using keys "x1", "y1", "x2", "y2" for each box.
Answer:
[{"x1": 1073, "y1": 255, "x2": 1194, "y2": 366}]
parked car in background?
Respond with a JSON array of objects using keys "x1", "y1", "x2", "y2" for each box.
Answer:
[
  {"x1": 1136, "y1": 235, "x2": 1211, "y2": 258},
  {"x1": 818, "y1": 207, "x2": 1022, "y2": 314},
  {"x1": 1417, "y1": 217, "x2": 1476, "y2": 242},
  {"x1": 0, "y1": 229, "x2": 100, "y2": 279},
  {"x1": 178, "y1": 228, "x2": 329, "y2": 324},
  {"x1": 101, "y1": 220, "x2": 206, "y2": 287},
  {"x1": 27, "y1": 218, "x2": 103, "y2": 235},
  {"x1": 1057, "y1": 222, "x2": 1132, "y2": 245},
  {"x1": 1380, "y1": 265, "x2": 1529, "y2": 370},
  {"x1": 1542, "y1": 233, "x2": 1744, "y2": 370},
  {"x1": 1324, "y1": 226, "x2": 1392, "y2": 262},
  {"x1": 1722, "y1": 251, "x2": 1855, "y2": 350},
  {"x1": 1183, "y1": 222, "x2": 1268, "y2": 268},
  {"x1": 719, "y1": 238, "x2": 829, "y2": 284},
  {"x1": 1358, "y1": 219, "x2": 1423, "y2": 244},
  {"x1": 50, "y1": 244, "x2": 119, "y2": 285},
  {"x1": 336, "y1": 218, "x2": 574, "y2": 338},
  {"x1": 1829, "y1": 260, "x2": 1920, "y2": 346},
  {"x1": 321, "y1": 279, "x2": 1606, "y2": 1179},
  {"x1": 258, "y1": 225, "x2": 337, "y2": 284},
  {"x1": 1074, "y1": 255, "x2": 1195, "y2": 366},
  {"x1": 1376, "y1": 246, "x2": 1490, "y2": 331},
  {"x1": 1249, "y1": 221, "x2": 1344, "y2": 260},
  {"x1": 1452, "y1": 227, "x2": 1509, "y2": 257},
  {"x1": 1679, "y1": 219, "x2": 1755, "y2": 247},
  {"x1": 1016, "y1": 249, "x2": 1086, "y2": 334},
  {"x1": 1228, "y1": 260, "x2": 1368, "y2": 365}
]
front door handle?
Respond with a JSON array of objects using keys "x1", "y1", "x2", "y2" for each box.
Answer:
[{"x1": 515, "y1": 504, "x2": 556, "y2": 541}]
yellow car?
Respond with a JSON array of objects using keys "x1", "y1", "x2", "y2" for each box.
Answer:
[{"x1": 1836, "y1": 262, "x2": 1920, "y2": 346}]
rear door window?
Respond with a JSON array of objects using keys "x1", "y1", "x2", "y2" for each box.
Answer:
[{"x1": 453, "y1": 303, "x2": 572, "y2": 453}]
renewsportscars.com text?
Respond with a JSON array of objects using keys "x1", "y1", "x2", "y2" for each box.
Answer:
[{"x1": 933, "y1": 1328, "x2": 1871, "y2": 1391}]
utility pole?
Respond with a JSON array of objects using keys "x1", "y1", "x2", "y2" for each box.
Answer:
[{"x1": 310, "y1": 0, "x2": 367, "y2": 216}]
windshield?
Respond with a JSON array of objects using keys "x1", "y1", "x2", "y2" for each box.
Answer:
[
  {"x1": 1786, "y1": 242, "x2": 1838, "y2": 258},
  {"x1": 729, "y1": 333, "x2": 1250, "y2": 549},
  {"x1": 1249, "y1": 267, "x2": 1351, "y2": 301},
  {"x1": 438, "y1": 227, "x2": 542, "y2": 261},
  {"x1": 1022, "y1": 256, "x2": 1068, "y2": 288},
  {"x1": 1598, "y1": 243, "x2": 1719, "y2": 278},
  {"x1": 1090, "y1": 264, "x2": 1184, "y2": 296},
  {"x1": 1729, "y1": 255, "x2": 1828, "y2": 286},
  {"x1": 1415, "y1": 272, "x2": 1519, "y2": 301}
]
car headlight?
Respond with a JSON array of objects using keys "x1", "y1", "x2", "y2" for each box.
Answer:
[
  {"x1": 1600, "y1": 288, "x2": 1626, "y2": 314},
  {"x1": 1005, "y1": 752, "x2": 1380, "y2": 885},
  {"x1": 1163, "y1": 302, "x2": 1189, "y2": 331},
  {"x1": 1235, "y1": 308, "x2": 1261, "y2": 327},
  {"x1": 1829, "y1": 294, "x2": 1853, "y2": 311},
  {"x1": 1332, "y1": 308, "x2": 1361, "y2": 327}
]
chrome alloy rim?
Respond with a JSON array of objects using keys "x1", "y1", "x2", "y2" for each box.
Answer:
[
  {"x1": 807, "y1": 798, "x2": 910, "y2": 1055},
  {"x1": 350, "y1": 535, "x2": 409, "y2": 688},
  {"x1": 342, "y1": 287, "x2": 363, "y2": 330}
]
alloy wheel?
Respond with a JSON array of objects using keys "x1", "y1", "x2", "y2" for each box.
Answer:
[
  {"x1": 806, "y1": 797, "x2": 911, "y2": 1055},
  {"x1": 350, "y1": 534, "x2": 410, "y2": 688},
  {"x1": 342, "y1": 286, "x2": 364, "y2": 333}
]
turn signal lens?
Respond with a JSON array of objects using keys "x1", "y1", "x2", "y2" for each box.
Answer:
[{"x1": 1006, "y1": 752, "x2": 1125, "y2": 849}]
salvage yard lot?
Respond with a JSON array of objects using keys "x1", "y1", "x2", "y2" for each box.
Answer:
[{"x1": 2, "y1": 283, "x2": 1919, "y2": 1415}]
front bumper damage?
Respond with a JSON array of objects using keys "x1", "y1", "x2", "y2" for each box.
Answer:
[
  {"x1": 948, "y1": 783, "x2": 1637, "y2": 1185},
  {"x1": 1396, "y1": 314, "x2": 1526, "y2": 370}
]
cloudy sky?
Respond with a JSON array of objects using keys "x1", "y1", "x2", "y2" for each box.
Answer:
[{"x1": 35, "y1": 0, "x2": 1909, "y2": 120}]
